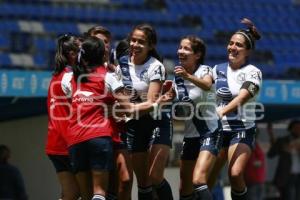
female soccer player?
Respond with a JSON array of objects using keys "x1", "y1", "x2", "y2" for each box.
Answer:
[
  {"x1": 173, "y1": 35, "x2": 222, "y2": 200},
  {"x1": 210, "y1": 18, "x2": 262, "y2": 200},
  {"x1": 117, "y1": 24, "x2": 173, "y2": 200},
  {"x1": 45, "y1": 34, "x2": 80, "y2": 200}
]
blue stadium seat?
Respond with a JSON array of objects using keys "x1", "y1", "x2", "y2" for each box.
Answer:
[
  {"x1": 0, "y1": 21, "x2": 20, "y2": 32},
  {"x1": 0, "y1": 34, "x2": 10, "y2": 50},
  {"x1": 42, "y1": 21, "x2": 79, "y2": 35},
  {"x1": 0, "y1": 53, "x2": 12, "y2": 67}
]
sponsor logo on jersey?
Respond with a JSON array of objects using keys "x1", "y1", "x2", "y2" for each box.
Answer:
[{"x1": 73, "y1": 90, "x2": 94, "y2": 103}]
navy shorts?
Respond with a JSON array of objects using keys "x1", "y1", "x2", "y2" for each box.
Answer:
[
  {"x1": 48, "y1": 154, "x2": 73, "y2": 173},
  {"x1": 125, "y1": 114, "x2": 155, "y2": 152},
  {"x1": 222, "y1": 127, "x2": 256, "y2": 149},
  {"x1": 180, "y1": 137, "x2": 200, "y2": 160},
  {"x1": 181, "y1": 128, "x2": 223, "y2": 160},
  {"x1": 69, "y1": 137, "x2": 113, "y2": 173},
  {"x1": 152, "y1": 112, "x2": 173, "y2": 147},
  {"x1": 113, "y1": 132, "x2": 128, "y2": 150}
]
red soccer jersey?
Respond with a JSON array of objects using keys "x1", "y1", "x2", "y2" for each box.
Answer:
[
  {"x1": 67, "y1": 66, "x2": 123, "y2": 147},
  {"x1": 45, "y1": 67, "x2": 74, "y2": 155}
]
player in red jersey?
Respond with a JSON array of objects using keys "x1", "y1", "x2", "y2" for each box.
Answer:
[
  {"x1": 68, "y1": 36, "x2": 133, "y2": 200},
  {"x1": 87, "y1": 26, "x2": 133, "y2": 200},
  {"x1": 45, "y1": 34, "x2": 80, "y2": 200}
]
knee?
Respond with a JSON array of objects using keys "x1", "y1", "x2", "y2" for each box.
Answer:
[
  {"x1": 119, "y1": 178, "x2": 133, "y2": 191},
  {"x1": 229, "y1": 167, "x2": 244, "y2": 183},
  {"x1": 192, "y1": 174, "x2": 207, "y2": 186},
  {"x1": 192, "y1": 166, "x2": 209, "y2": 186},
  {"x1": 150, "y1": 172, "x2": 164, "y2": 186}
]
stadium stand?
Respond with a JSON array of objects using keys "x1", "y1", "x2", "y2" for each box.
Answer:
[{"x1": 0, "y1": 0, "x2": 299, "y2": 78}]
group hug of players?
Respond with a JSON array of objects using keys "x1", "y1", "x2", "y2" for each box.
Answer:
[{"x1": 46, "y1": 18, "x2": 262, "y2": 200}]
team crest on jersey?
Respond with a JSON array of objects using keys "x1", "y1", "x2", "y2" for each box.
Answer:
[{"x1": 237, "y1": 72, "x2": 246, "y2": 84}]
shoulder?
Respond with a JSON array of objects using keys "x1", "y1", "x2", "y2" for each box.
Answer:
[
  {"x1": 195, "y1": 64, "x2": 212, "y2": 75},
  {"x1": 213, "y1": 62, "x2": 228, "y2": 69},
  {"x1": 148, "y1": 57, "x2": 164, "y2": 68},
  {"x1": 244, "y1": 64, "x2": 262, "y2": 81},
  {"x1": 198, "y1": 64, "x2": 212, "y2": 71},
  {"x1": 245, "y1": 64, "x2": 261, "y2": 72}
]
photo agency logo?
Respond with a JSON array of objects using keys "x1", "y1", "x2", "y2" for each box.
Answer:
[{"x1": 49, "y1": 73, "x2": 265, "y2": 125}]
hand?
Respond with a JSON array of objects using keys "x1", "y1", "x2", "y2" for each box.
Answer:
[
  {"x1": 156, "y1": 93, "x2": 173, "y2": 104},
  {"x1": 174, "y1": 66, "x2": 189, "y2": 79},
  {"x1": 216, "y1": 107, "x2": 224, "y2": 119},
  {"x1": 106, "y1": 63, "x2": 116, "y2": 72}
]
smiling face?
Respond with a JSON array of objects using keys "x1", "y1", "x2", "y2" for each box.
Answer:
[
  {"x1": 129, "y1": 29, "x2": 152, "y2": 65},
  {"x1": 227, "y1": 33, "x2": 250, "y2": 69},
  {"x1": 177, "y1": 38, "x2": 200, "y2": 71}
]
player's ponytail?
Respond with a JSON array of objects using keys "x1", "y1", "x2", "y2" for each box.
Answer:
[
  {"x1": 54, "y1": 34, "x2": 79, "y2": 75},
  {"x1": 73, "y1": 36, "x2": 105, "y2": 83},
  {"x1": 236, "y1": 18, "x2": 261, "y2": 50}
]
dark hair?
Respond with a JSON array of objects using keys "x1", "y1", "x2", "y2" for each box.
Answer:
[
  {"x1": 129, "y1": 23, "x2": 163, "y2": 62},
  {"x1": 288, "y1": 119, "x2": 300, "y2": 132},
  {"x1": 181, "y1": 35, "x2": 206, "y2": 65},
  {"x1": 235, "y1": 18, "x2": 261, "y2": 50},
  {"x1": 54, "y1": 34, "x2": 80, "y2": 75},
  {"x1": 73, "y1": 36, "x2": 105, "y2": 83},
  {"x1": 87, "y1": 25, "x2": 111, "y2": 41},
  {"x1": 0, "y1": 144, "x2": 10, "y2": 163}
]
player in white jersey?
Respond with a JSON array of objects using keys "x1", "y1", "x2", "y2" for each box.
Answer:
[
  {"x1": 117, "y1": 24, "x2": 173, "y2": 200},
  {"x1": 173, "y1": 35, "x2": 222, "y2": 200},
  {"x1": 210, "y1": 18, "x2": 262, "y2": 200}
]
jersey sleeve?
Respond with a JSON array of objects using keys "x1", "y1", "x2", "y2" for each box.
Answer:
[
  {"x1": 245, "y1": 68, "x2": 262, "y2": 89},
  {"x1": 148, "y1": 64, "x2": 166, "y2": 82},
  {"x1": 105, "y1": 71, "x2": 124, "y2": 92},
  {"x1": 197, "y1": 65, "x2": 213, "y2": 79},
  {"x1": 61, "y1": 71, "x2": 73, "y2": 98}
]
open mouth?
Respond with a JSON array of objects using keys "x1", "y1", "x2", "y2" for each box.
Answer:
[{"x1": 228, "y1": 50, "x2": 238, "y2": 58}]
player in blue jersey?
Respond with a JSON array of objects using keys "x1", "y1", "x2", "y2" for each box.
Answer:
[
  {"x1": 173, "y1": 35, "x2": 222, "y2": 200},
  {"x1": 210, "y1": 18, "x2": 262, "y2": 200}
]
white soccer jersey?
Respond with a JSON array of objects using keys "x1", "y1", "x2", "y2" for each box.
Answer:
[
  {"x1": 212, "y1": 62, "x2": 262, "y2": 131},
  {"x1": 105, "y1": 69, "x2": 124, "y2": 93},
  {"x1": 174, "y1": 65, "x2": 220, "y2": 138},
  {"x1": 118, "y1": 56, "x2": 166, "y2": 101}
]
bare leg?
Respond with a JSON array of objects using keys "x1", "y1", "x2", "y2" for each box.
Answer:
[
  {"x1": 75, "y1": 171, "x2": 93, "y2": 200},
  {"x1": 57, "y1": 171, "x2": 80, "y2": 200}
]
